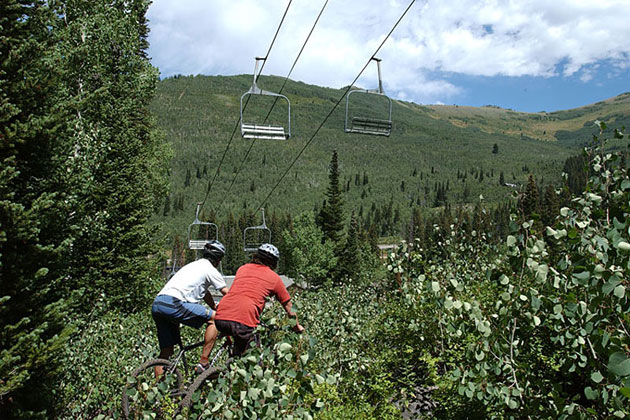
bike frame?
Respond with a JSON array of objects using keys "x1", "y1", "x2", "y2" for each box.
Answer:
[{"x1": 170, "y1": 335, "x2": 231, "y2": 377}]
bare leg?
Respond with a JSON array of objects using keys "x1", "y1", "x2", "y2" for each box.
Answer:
[
  {"x1": 155, "y1": 346, "x2": 174, "y2": 377},
  {"x1": 200, "y1": 321, "x2": 218, "y2": 365}
]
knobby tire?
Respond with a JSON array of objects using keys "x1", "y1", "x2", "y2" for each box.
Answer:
[
  {"x1": 180, "y1": 365, "x2": 225, "y2": 411},
  {"x1": 121, "y1": 358, "x2": 183, "y2": 419}
]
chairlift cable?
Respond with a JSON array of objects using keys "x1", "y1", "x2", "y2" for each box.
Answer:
[
  {"x1": 222, "y1": 0, "x2": 330, "y2": 205},
  {"x1": 198, "y1": 0, "x2": 294, "y2": 210},
  {"x1": 263, "y1": 0, "x2": 329, "y2": 124},
  {"x1": 255, "y1": 0, "x2": 417, "y2": 213}
]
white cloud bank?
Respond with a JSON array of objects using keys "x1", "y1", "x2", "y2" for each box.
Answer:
[{"x1": 147, "y1": 0, "x2": 630, "y2": 104}]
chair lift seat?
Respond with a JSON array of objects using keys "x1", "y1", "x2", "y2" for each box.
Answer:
[
  {"x1": 348, "y1": 116, "x2": 392, "y2": 136},
  {"x1": 241, "y1": 123, "x2": 288, "y2": 140}
]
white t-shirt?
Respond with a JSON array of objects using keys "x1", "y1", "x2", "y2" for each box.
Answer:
[{"x1": 159, "y1": 258, "x2": 227, "y2": 303}]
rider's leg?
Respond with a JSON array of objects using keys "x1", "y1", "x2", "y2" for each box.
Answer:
[
  {"x1": 200, "y1": 320, "x2": 218, "y2": 366},
  {"x1": 154, "y1": 346, "x2": 174, "y2": 377}
]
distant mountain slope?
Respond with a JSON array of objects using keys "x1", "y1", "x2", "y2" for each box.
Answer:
[
  {"x1": 426, "y1": 92, "x2": 630, "y2": 144},
  {"x1": 150, "y1": 74, "x2": 629, "y2": 235}
]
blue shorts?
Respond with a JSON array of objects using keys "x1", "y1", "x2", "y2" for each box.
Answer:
[{"x1": 151, "y1": 295, "x2": 213, "y2": 349}]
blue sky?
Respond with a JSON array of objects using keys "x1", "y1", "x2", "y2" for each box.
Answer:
[
  {"x1": 438, "y1": 65, "x2": 630, "y2": 112},
  {"x1": 147, "y1": 0, "x2": 630, "y2": 113}
]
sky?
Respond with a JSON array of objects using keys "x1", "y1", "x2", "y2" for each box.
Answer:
[{"x1": 146, "y1": 0, "x2": 630, "y2": 113}]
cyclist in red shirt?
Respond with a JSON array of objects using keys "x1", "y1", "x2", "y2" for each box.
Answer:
[{"x1": 196, "y1": 243, "x2": 304, "y2": 373}]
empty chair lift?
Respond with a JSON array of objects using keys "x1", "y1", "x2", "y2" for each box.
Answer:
[
  {"x1": 240, "y1": 57, "x2": 291, "y2": 140},
  {"x1": 187, "y1": 203, "x2": 219, "y2": 250},
  {"x1": 243, "y1": 208, "x2": 272, "y2": 253},
  {"x1": 345, "y1": 57, "x2": 392, "y2": 136}
]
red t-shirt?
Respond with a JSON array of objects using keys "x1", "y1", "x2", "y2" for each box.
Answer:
[{"x1": 216, "y1": 263, "x2": 291, "y2": 327}]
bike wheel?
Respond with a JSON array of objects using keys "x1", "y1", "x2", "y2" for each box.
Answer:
[
  {"x1": 121, "y1": 358, "x2": 184, "y2": 419},
  {"x1": 180, "y1": 365, "x2": 225, "y2": 413}
]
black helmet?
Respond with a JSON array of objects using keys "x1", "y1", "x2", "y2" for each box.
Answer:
[{"x1": 203, "y1": 240, "x2": 226, "y2": 260}]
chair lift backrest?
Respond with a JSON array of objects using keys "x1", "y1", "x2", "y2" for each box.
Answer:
[
  {"x1": 240, "y1": 57, "x2": 291, "y2": 140},
  {"x1": 243, "y1": 208, "x2": 272, "y2": 253},
  {"x1": 187, "y1": 203, "x2": 219, "y2": 250},
  {"x1": 344, "y1": 57, "x2": 393, "y2": 136}
]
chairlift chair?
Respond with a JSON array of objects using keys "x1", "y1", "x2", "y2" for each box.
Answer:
[
  {"x1": 243, "y1": 208, "x2": 272, "y2": 253},
  {"x1": 344, "y1": 57, "x2": 393, "y2": 136},
  {"x1": 187, "y1": 203, "x2": 219, "y2": 250},
  {"x1": 240, "y1": 57, "x2": 291, "y2": 140}
]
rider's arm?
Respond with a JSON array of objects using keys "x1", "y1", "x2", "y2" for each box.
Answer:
[
  {"x1": 203, "y1": 292, "x2": 217, "y2": 311},
  {"x1": 218, "y1": 286, "x2": 228, "y2": 296},
  {"x1": 282, "y1": 299, "x2": 305, "y2": 333}
]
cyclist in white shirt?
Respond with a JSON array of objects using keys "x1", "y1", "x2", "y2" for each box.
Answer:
[{"x1": 151, "y1": 241, "x2": 229, "y2": 374}]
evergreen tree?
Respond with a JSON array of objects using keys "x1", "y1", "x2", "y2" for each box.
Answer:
[
  {"x1": 0, "y1": 2, "x2": 73, "y2": 415},
  {"x1": 542, "y1": 184, "x2": 560, "y2": 226},
  {"x1": 520, "y1": 174, "x2": 541, "y2": 220},
  {"x1": 492, "y1": 143, "x2": 499, "y2": 154},
  {"x1": 318, "y1": 150, "x2": 344, "y2": 245},
  {"x1": 336, "y1": 212, "x2": 361, "y2": 282},
  {"x1": 54, "y1": 0, "x2": 170, "y2": 310}
]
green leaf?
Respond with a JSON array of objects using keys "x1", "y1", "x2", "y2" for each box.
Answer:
[
  {"x1": 614, "y1": 285, "x2": 626, "y2": 298},
  {"x1": 431, "y1": 281, "x2": 440, "y2": 292},
  {"x1": 572, "y1": 271, "x2": 590, "y2": 283},
  {"x1": 616, "y1": 241, "x2": 630, "y2": 252},
  {"x1": 584, "y1": 387, "x2": 598, "y2": 400},
  {"x1": 533, "y1": 316, "x2": 541, "y2": 326},
  {"x1": 603, "y1": 278, "x2": 621, "y2": 295},
  {"x1": 608, "y1": 353, "x2": 630, "y2": 377},
  {"x1": 591, "y1": 371, "x2": 604, "y2": 383},
  {"x1": 507, "y1": 236, "x2": 516, "y2": 247},
  {"x1": 620, "y1": 387, "x2": 630, "y2": 398}
]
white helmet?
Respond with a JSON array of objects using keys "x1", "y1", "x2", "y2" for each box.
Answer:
[{"x1": 258, "y1": 243, "x2": 279, "y2": 261}]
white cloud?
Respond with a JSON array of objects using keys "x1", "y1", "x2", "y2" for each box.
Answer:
[{"x1": 147, "y1": 0, "x2": 630, "y2": 103}]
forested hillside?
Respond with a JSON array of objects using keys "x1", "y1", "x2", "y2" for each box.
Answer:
[{"x1": 149, "y1": 74, "x2": 630, "y2": 242}]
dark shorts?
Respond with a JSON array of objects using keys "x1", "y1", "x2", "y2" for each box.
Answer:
[
  {"x1": 152, "y1": 295, "x2": 213, "y2": 349},
  {"x1": 215, "y1": 319, "x2": 259, "y2": 357}
]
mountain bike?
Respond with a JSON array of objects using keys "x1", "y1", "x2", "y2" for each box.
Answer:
[
  {"x1": 121, "y1": 333, "x2": 233, "y2": 419},
  {"x1": 121, "y1": 322, "x2": 284, "y2": 418}
]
